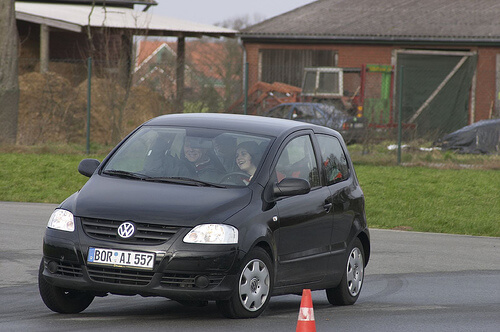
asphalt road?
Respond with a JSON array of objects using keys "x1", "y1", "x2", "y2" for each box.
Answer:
[{"x1": 0, "y1": 201, "x2": 499, "y2": 331}]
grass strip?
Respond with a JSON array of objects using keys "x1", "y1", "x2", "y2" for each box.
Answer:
[
  {"x1": 355, "y1": 165, "x2": 500, "y2": 237},
  {"x1": 1, "y1": 153, "x2": 498, "y2": 237}
]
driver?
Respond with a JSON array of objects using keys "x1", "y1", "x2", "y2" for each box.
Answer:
[{"x1": 235, "y1": 141, "x2": 261, "y2": 184}]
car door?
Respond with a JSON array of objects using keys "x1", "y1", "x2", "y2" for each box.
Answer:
[
  {"x1": 316, "y1": 134, "x2": 356, "y2": 272},
  {"x1": 273, "y1": 133, "x2": 333, "y2": 285}
]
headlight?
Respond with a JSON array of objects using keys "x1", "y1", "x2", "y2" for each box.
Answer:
[
  {"x1": 183, "y1": 224, "x2": 238, "y2": 244},
  {"x1": 47, "y1": 209, "x2": 75, "y2": 232}
]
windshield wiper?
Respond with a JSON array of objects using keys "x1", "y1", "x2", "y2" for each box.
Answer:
[
  {"x1": 102, "y1": 170, "x2": 151, "y2": 180},
  {"x1": 102, "y1": 171, "x2": 226, "y2": 188},
  {"x1": 144, "y1": 176, "x2": 226, "y2": 188}
]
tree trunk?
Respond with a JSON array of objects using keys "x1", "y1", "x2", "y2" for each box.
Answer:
[{"x1": 0, "y1": 0, "x2": 19, "y2": 144}]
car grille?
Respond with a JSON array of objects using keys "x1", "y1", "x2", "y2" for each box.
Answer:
[
  {"x1": 47, "y1": 261, "x2": 83, "y2": 278},
  {"x1": 80, "y1": 217, "x2": 181, "y2": 244},
  {"x1": 160, "y1": 273, "x2": 224, "y2": 288},
  {"x1": 87, "y1": 266, "x2": 154, "y2": 286}
]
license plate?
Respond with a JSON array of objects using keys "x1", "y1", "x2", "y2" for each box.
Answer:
[
  {"x1": 88, "y1": 247, "x2": 155, "y2": 270},
  {"x1": 353, "y1": 123, "x2": 364, "y2": 128}
]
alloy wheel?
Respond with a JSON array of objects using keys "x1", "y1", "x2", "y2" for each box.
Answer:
[
  {"x1": 238, "y1": 259, "x2": 270, "y2": 312},
  {"x1": 346, "y1": 247, "x2": 364, "y2": 297}
]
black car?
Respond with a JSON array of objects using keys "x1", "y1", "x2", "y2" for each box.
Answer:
[
  {"x1": 265, "y1": 102, "x2": 367, "y2": 143},
  {"x1": 39, "y1": 113, "x2": 370, "y2": 318}
]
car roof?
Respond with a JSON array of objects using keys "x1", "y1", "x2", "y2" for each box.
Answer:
[{"x1": 144, "y1": 113, "x2": 332, "y2": 137}]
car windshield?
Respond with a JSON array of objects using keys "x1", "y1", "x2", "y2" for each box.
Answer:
[{"x1": 103, "y1": 126, "x2": 272, "y2": 187}]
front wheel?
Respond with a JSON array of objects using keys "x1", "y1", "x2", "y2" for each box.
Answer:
[
  {"x1": 38, "y1": 259, "x2": 94, "y2": 313},
  {"x1": 217, "y1": 247, "x2": 273, "y2": 318},
  {"x1": 326, "y1": 238, "x2": 364, "y2": 305}
]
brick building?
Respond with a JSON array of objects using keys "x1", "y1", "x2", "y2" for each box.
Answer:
[{"x1": 240, "y1": 0, "x2": 500, "y2": 136}]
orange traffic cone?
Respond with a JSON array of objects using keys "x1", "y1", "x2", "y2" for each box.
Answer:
[{"x1": 296, "y1": 289, "x2": 316, "y2": 332}]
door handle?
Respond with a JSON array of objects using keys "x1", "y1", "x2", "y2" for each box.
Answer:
[{"x1": 323, "y1": 202, "x2": 333, "y2": 213}]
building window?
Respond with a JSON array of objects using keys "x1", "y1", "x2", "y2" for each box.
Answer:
[{"x1": 260, "y1": 49, "x2": 336, "y2": 87}]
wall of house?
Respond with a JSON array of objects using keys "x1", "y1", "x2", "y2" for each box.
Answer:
[
  {"x1": 17, "y1": 20, "x2": 129, "y2": 60},
  {"x1": 17, "y1": 21, "x2": 91, "y2": 83},
  {"x1": 17, "y1": 21, "x2": 41, "y2": 73},
  {"x1": 244, "y1": 42, "x2": 498, "y2": 123},
  {"x1": 50, "y1": 30, "x2": 89, "y2": 59},
  {"x1": 474, "y1": 47, "x2": 498, "y2": 121}
]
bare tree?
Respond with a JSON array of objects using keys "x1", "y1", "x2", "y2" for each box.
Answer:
[
  {"x1": 84, "y1": 1, "x2": 139, "y2": 144},
  {"x1": 216, "y1": 13, "x2": 266, "y2": 30},
  {"x1": 0, "y1": 0, "x2": 19, "y2": 144}
]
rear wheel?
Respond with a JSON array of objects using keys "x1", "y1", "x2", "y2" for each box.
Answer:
[
  {"x1": 217, "y1": 247, "x2": 273, "y2": 318},
  {"x1": 326, "y1": 238, "x2": 364, "y2": 305},
  {"x1": 38, "y1": 259, "x2": 94, "y2": 313}
]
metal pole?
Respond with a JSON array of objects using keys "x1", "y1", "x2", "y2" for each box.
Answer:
[
  {"x1": 397, "y1": 65, "x2": 403, "y2": 165},
  {"x1": 243, "y1": 62, "x2": 249, "y2": 115},
  {"x1": 86, "y1": 57, "x2": 92, "y2": 154},
  {"x1": 176, "y1": 36, "x2": 185, "y2": 113},
  {"x1": 40, "y1": 24, "x2": 49, "y2": 74}
]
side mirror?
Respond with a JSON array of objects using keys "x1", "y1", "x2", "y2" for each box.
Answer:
[
  {"x1": 273, "y1": 178, "x2": 310, "y2": 198},
  {"x1": 78, "y1": 159, "x2": 100, "y2": 177}
]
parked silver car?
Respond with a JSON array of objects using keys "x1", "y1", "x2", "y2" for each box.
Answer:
[{"x1": 265, "y1": 102, "x2": 367, "y2": 143}]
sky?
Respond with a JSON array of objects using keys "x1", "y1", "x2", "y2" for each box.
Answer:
[{"x1": 150, "y1": 0, "x2": 315, "y2": 26}]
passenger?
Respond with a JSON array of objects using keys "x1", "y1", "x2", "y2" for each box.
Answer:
[
  {"x1": 213, "y1": 134, "x2": 238, "y2": 172},
  {"x1": 142, "y1": 134, "x2": 191, "y2": 178},
  {"x1": 182, "y1": 136, "x2": 225, "y2": 182},
  {"x1": 235, "y1": 141, "x2": 261, "y2": 184}
]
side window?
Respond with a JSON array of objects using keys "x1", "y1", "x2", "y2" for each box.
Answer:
[
  {"x1": 275, "y1": 135, "x2": 320, "y2": 187},
  {"x1": 268, "y1": 105, "x2": 291, "y2": 118},
  {"x1": 292, "y1": 105, "x2": 315, "y2": 121},
  {"x1": 316, "y1": 134, "x2": 350, "y2": 185}
]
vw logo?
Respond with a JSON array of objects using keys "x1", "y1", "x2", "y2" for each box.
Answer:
[{"x1": 117, "y1": 221, "x2": 135, "y2": 239}]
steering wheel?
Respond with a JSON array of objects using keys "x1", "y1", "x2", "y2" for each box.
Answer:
[{"x1": 220, "y1": 172, "x2": 250, "y2": 185}]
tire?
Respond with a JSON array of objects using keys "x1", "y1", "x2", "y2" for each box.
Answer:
[
  {"x1": 326, "y1": 238, "x2": 364, "y2": 305},
  {"x1": 217, "y1": 247, "x2": 273, "y2": 318},
  {"x1": 38, "y1": 259, "x2": 94, "y2": 313}
]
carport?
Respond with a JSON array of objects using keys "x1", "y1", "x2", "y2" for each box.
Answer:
[{"x1": 15, "y1": 1, "x2": 237, "y2": 111}]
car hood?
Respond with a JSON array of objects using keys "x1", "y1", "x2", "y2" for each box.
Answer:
[{"x1": 61, "y1": 175, "x2": 252, "y2": 227}]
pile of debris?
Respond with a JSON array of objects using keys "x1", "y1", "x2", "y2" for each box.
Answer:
[
  {"x1": 434, "y1": 119, "x2": 500, "y2": 154},
  {"x1": 227, "y1": 81, "x2": 301, "y2": 115}
]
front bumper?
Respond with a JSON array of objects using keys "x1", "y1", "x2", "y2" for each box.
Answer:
[{"x1": 41, "y1": 227, "x2": 242, "y2": 301}]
